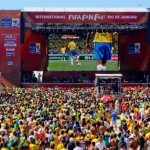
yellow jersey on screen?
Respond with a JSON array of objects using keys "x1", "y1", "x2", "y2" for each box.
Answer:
[
  {"x1": 93, "y1": 32, "x2": 112, "y2": 43},
  {"x1": 61, "y1": 47, "x2": 66, "y2": 54},
  {"x1": 68, "y1": 41, "x2": 76, "y2": 50}
]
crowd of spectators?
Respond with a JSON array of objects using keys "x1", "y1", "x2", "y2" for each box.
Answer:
[{"x1": 0, "y1": 86, "x2": 149, "y2": 150}]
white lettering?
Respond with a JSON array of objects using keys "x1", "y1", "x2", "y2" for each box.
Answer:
[
  {"x1": 69, "y1": 14, "x2": 104, "y2": 21},
  {"x1": 94, "y1": 14, "x2": 100, "y2": 21},
  {"x1": 35, "y1": 15, "x2": 65, "y2": 19},
  {"x1": 89, "y1": 14, "x2": 94, "y2": 20},
  {"x1": 115, "y1": 15, "x2": 120, "y2": 19},
  {"x1": 82, "y1": 15, "x2": 88, "y2": 20},
  {"x1": 69, "y1": 15, "x2": 74, "y2": 20},
  {"x1": 76, "y1": 15, "x2": 81, "y2": 20},
  {"x1": 121, "y1": 15, "x2": 137, "y2": 19}
]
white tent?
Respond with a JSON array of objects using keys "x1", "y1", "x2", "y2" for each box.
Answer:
[
  {"x1": 95, "y1": 73, "x2": 123, "y2": 95},
  {"x1": 23, "y1": 7, "x2": 149, "y2": 12},
  {"x1": 95, "y1": 74, "x2": 122, "y2": 79}
]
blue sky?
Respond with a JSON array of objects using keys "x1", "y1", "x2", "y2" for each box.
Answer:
[{"x1": 0, "y1": 0, "x2": 150, "y2": 10}]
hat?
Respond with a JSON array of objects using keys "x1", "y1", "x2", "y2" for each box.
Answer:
[
  {"x1": 53, "y1": 118, "x2": 57, "y2": 122},
  {"x1": 69, "y1": 137, "x2": 74, "y2": 142},
  {"x1": 1, "y1": 123, "x2": 6, "y2": 128},
  {"x1": 129, "y1": 134, "x2": 135, "y2": 139}
]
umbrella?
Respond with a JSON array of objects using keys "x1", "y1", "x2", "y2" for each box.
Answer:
[{"x1": 100, "y1": 95, "x2": 113, "y2": 102}]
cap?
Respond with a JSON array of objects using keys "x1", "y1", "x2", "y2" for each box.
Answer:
[
  {"x1": 69, "y1": 137, "x2": 74, "y2": 142},
  {"x1": 129, "y1": 134, "x2": 135, "y2": 139},
  {"x1": 53, "y1": 118, "x2": 57, "y2": 122}
]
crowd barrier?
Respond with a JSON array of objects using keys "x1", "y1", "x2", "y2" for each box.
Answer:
[{"x1": 21, "y1": 83, "x2": 149, "y2": 88}]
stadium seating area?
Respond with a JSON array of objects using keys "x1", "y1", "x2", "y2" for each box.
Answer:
[{"x1": 0, "y1": 86, "x2": 149, "y2": 149}]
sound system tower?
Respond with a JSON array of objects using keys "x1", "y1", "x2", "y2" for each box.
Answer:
[
  {"x1": 20, "y1": 12, "x2": 25, "y2": 44},
  {"x1": 147, "y1": 12, "x2": 150, "y2": 44},
  {"x1": 113, "y1": 83, "x2": 119, "y2": 93}
]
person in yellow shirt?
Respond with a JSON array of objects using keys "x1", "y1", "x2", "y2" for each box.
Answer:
[
  {"x1": 1, "y1": 143, "x2": 9, "y2": 150},
  {"x1": 68, "y1": 128, "x2": 74, "y2": 136},
  {"x1": 68, "y1": 39, "x2": 81, "y2": 66},
  {"x1": 29, "y1": 143, "x2": 38, "y2": 150},
  {"x1": 29, "y1": 139, "x2": 39, "y2": 150},
  {"x1": 87, "y1": 31, "x2": 114, "y2": 71},
  {"x1": 57, "y1": 142, "x2": 64, "y2": 150},
  {"x1": 61, "y1": 46, "x2": 66, "y2": 61}
]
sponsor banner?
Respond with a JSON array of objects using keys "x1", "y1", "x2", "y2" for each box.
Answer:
[
  {"x1": 6, "y1": 52, "x2": 15, "y2": 57},
  {"x1": 48, "y1": 56, "x2": 92, "y2": 60},
  {"x1": 128, "y1": 43, "x2": 141, "y2": 54},
  {"x1": 62, "y1": 35, "x2": 79, "y2": 39},
  {"x1": 29, "y1": 43, "x2": 40, "y2": 54},
  {"x1": 48, "y1": 54, "x2": 118, "y2": 60},
  {"x1": 49, "y1": 56, "x2": 63, "y2": 60},
  {"x1": 4, "y1": 35, "x2": 17, "y2": 49},
  {"x1": 5, "y1": 48, "x2": 15, "y2": 51},
  {"x1": 24, "y1": 12, "x2": 148, "y2": 23},
  {"x1": 48, "y1": 54, "x2": 94, "y2": 57},
  {"x1": 1, "y1": 18, "x2": 12, "y2": 27},
  {"x1": 111, "y1": 55, "x2": 118, "y2": 60},
  {"x1": 4, "y1": 37, "x2": 16, "y2": 41},
  {"x1": 2, "y1": 35, "x2": 17, "y2": 58},
  {"x1": 4, "y1": 35, "x2": 16, "y2": 39},
  {"x1": 48, "y1": 54, "x2": 93, "y2": 60},
  {"x1": 4, "y1": 43, "x2": 17, "y2": 47},
  {"x1": 0, "y1": 10, "x2": 21, "y2": 86},
  {"x1": 1, "y1": 18, "x2": 20, "y2": 27},
  {"x1": 7, "y1": 61, "x2": 13, "y2": 65},
  {"x1": 5, "y1": 41, "x2": 16, "y2": 43}
]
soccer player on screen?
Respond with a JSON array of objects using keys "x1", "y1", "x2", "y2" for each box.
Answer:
[
  {"x1": 60, "y1": 45, "x2": 66, "y2": 61},
  {"x1": 86, "y1": 31, "x2": 112, "y2": 71},
  {"x1": 68, "y1": 39, "x2": 81, "y2": 66}
]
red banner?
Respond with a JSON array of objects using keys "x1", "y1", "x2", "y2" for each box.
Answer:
[
  {"x1": 21, "y1": 30, "x2": 47, "y2": 71},
  {"x1": 0, "y1": 10, "x2": 21, "y2": 86},
  {"x1": 24, "y1": 12, "x2": 148, "y2": 23},
  {"x1": 119, "y1": 30, "x2": 150, "y2": 71}
]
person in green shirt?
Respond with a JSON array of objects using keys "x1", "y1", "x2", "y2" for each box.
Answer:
[{"x1": 102, "y1": 135, "x2": 109, "y2": 147}]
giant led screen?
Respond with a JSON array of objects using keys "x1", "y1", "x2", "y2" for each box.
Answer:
[{"x1": 47, "y1": 31, "x2": 119, "y2": 71}]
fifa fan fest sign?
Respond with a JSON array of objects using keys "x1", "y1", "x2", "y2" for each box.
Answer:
[
  {"x1": 24, "y1": 12, "x2": 148, "y2": 23},
  {"x1": 68, "y1": 14, "x2": 137, "y2": 21},
  {"x1": 35, "y1": 14, "x2": 138, "y2": 21}
]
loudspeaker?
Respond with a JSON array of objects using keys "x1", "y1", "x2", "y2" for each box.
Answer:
[
  {"x1": 147, "y1": 13, "x2": 150, "y2": 44},
  {"x1": 113, "y1": 83, "x2": 118, "y2": 93}
]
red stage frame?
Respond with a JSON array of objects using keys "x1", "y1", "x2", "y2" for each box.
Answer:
[{"x1": 0, "y1": 9, "x2": 150, "y2": 86}]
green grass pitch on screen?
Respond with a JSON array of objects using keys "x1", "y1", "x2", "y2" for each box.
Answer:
[{"x1": 48, "y1": 60, "x2": 118, "y2": 71}]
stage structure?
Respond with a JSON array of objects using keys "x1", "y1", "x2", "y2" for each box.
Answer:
[
  {"x1": 21, "y1": 7, "x2": 150, "y2": 72},
  {"x1": 95, "y1": 74, "x2": 123, "y2": 96},
  {"x1": 0, "y1": 8, "x2": 150, "y2": 87}
]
